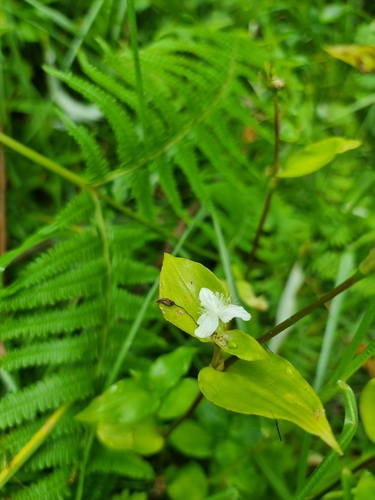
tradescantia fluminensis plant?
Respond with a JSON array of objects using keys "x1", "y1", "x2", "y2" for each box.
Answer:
[{"x1": 157, "y1": 254, "x2": 341, "y2": 453}]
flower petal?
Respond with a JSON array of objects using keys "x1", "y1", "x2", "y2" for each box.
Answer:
[
  {"x1": 219, "y1": 304, "x2": 251, "y2": 323},
  {"x1": 199, "y1": 288, "x2": 223, "y2": 313},
  {"x1": 195, "y1": 313, "x2": 219, "y2": 338}
]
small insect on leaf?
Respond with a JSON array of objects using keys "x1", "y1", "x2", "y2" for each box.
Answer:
[{"x1": 156, "y1": 298, "x2": 176, "y2": 307}]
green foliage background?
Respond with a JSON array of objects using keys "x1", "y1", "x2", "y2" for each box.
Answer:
[{"x1": 0, "y1": 0, "x2": 375, "y2": 499}]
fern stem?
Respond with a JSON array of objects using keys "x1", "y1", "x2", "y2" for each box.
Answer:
[
  {"x1": 0, "y1": 132, "x2": 217, "y2": 261},
  {"x1": 75, "y1": 428, "x2": 95, "y2": 500},
  {"x1": 0, "y1": 132, "x2": 89, "y2": 189},
  {"x1": 91, "y1": 194, "x2": 112, "y2": 384},
  {"x1": 0, "y1": 401, "x2": 73, "y2": 491}
]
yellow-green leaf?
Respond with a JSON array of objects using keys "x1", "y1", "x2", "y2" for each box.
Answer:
[
  {"x1": 158, "y1": 253, "x2": 226, "y2": 338},
  {"x1": 198, "y1": 354, "x2": 341, "y2": 453},
  {"x1": 212, "y1": 329, "x2": 268, "y2": 361},
  {"x1": 359, "y1": 378, "x2": 375, "y2": 443},
  {"x1": 278, "y1": 137, "x2": 361, "y2": 178},
  {"x1": 325, "y1": 44, "x2": 375, "y2": 73}
]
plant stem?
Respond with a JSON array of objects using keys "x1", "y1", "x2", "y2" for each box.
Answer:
[
  {"x1": 257, "y1": 271, "x2": 363, "y2": 345},
  {"x1": 0, "y1": 401, "x2": 73, "y2": 490},
  {"x1": 163, "y1": 393, "x2": 204, "y2": 439},
  {"x1": 245, "y1": 91, "x2": 279, "y2": 278}
]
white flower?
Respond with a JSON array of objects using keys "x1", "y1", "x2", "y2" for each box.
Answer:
[{"x1": 194, "y1": 287, "x2": 251, "y2": 339}]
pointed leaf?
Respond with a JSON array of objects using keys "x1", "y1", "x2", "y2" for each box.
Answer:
[
  {"x1": 158, "y1": 254, "x2": 226, "y2": 337},
  {"x1": 325, "y1": 44, "x2": 375, "y2": 73},
  {"x1": 198, "y1": 354, "x2": 341, "y2": 453},
  {"x1": 278, "y1": 137, "x2": 361, "y2": 178},
  {"x1": 149, "y1": 346, "x2": 198, "y2": 395}
]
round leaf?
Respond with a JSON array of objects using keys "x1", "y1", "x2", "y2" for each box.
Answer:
[
  {"x1": 198, "y1": 354, "x2": 341, "y2": 453},
  {"x1": 170, "y1": 419, "x2": 213, "y2": 458},
  {"x1": 76, "y1": 378, "x2": 159, "y2": 425},
  {"x1": 158, "y1": 253, "x2": 226, "y2": 337},
  {"x1": 158, "y1": 378, "x2": 200, "y2": 420},
  {"x1": 97, "y1": 416, "x2": 164, "y2": 455}
]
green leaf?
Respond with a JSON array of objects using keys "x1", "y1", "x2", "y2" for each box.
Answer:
[
  {"x1": 354, "y1": 470, "x2": 375, "y2": 500},
  {"x1": 76, "y1": 378, "x2": 159, "y2": 425},
  {"x1": 170, "y1": 419, "x2": 213, "y2": 458},
  {"x1": 277, "y1": 137, "x2": 361, "y2": 178},
  {"x1": 149, "y1": 346, "x2": 198, "y2": 396},
  {"x1": 167, "y1": 462, "x2": 208, "y2": 500},
  {"x1": 325, "y1": 44, "x2": 375, "y2": 73},
  {"x1": 212, "y1": 329, "x2": 268, "y2": 361},
  {"x1": 359, "y1": 379, "x2": 375, "y2": 443},
  {"x1": 198, "y1": 354, "x2": 341, "y2": 453},
  {"x1": 158, "y1": 253, "x2": 226, "y2": 338},
  {"x1": 97, "y1": 416, "x2": 164, "y2": 455},
  {"x1": 158, "y1": 378, "x2": 200, "y2": 420}
]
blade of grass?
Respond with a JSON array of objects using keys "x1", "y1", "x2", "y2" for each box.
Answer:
[
  {"x1": 294, "y1": 382, "x2": 358, "y2": 500},
  {"x1": 212, "y1": 210, "x2": 248, "y2": 333},
  {"x1": 314, "y1": 252, "x2": 354, "y2": 392},
  {"x1": 0, "y1": 401, "x2": 73, "y2": 490}
]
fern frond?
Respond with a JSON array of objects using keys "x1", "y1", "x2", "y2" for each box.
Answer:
[
  {"x1": 60, "y1": 114, "x2": 110, "y2": 182},
  {"x1": 153, "y1": 156, "x2": 186, "y2": 219},
  {"x1": 173, "y1": 141, "x2": 208, "y2": 205},
  {"x1": 44, "y1": 66, "x2": 135, "y2": 167},
  {"x1": 24, "y1": 434, "x2": 80, "y2": 472},
  {"x1": 12, "y1": 467, "x2": 71, "y2": 500},
  {"x1": 111, "y1": 288, "x2": 157, "y2": 321},
  {"x1": 5, "y1": 231, "x2": 101, "y2": 296},
  {"x1": 0, "y1": 299, "x2": 104, "y2": 340},
  {"x1": 0, "y1": 259, "x2": 106, "y2": 311},
  {"x1": 108, "y1": 227, "x2": 157, "y2": 255},
  {"x1": 0, "y1": 366, "x2": 94, "y2": 429},
  {"x1": 1, "y1": 330, "x2": 99, "y2": 370},
  {"x1": 53, "y1": 190, "x2": 95, "y2": 229},
  {"x1": 0, "y1": 406, "x2": 82, "y2": 456},
  {"x1": 88, "y1": 446, "x2": 155, "y2": 480},
  {"x1": 129, "y1": 168, "x2": 155, "y2": 220},
  {"x1": 112, "y1": 257, "x2": 158, "y2": 286}
]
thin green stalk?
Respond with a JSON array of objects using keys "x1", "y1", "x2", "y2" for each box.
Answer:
[
  {"x1": 63, "y1": 0, "x2": 105, "y2": 69},
  {"x1": 212, "y1": 210, "x2": 247, "y2": 332},
  {"x1": 0, "y1": 132, "x2": 89, "y2": 188},
  {"x1": 320, "y1": 295, "x2": 375, "y2": 402},
  {"x1": 0, "y1": 401, "x2": 73, "y2": 490},
  {"x1": 254, "y1": 453, "x2": 293, "y2": 500},
  {"x1": 314, "y1": 252, "x2": 354, "y2": 392},
  {"x1": 341, "y1": 468, "x2": 354, "y2": 500},
  {"x1": 294, "y1": 382, "x2": 358, "y2": 500},
  {"x1": 340, "y1": 337, "x2": 375, "y2": 384},
  {"x1": 297, "y1": 434, "x2": 312, "y2": 492},
  {"x1": 308, "y1": 448, "x2": 375, "y2": 500},
  {"x1": 75, "y1": 428, "x2": 95, "y2": 500}
]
